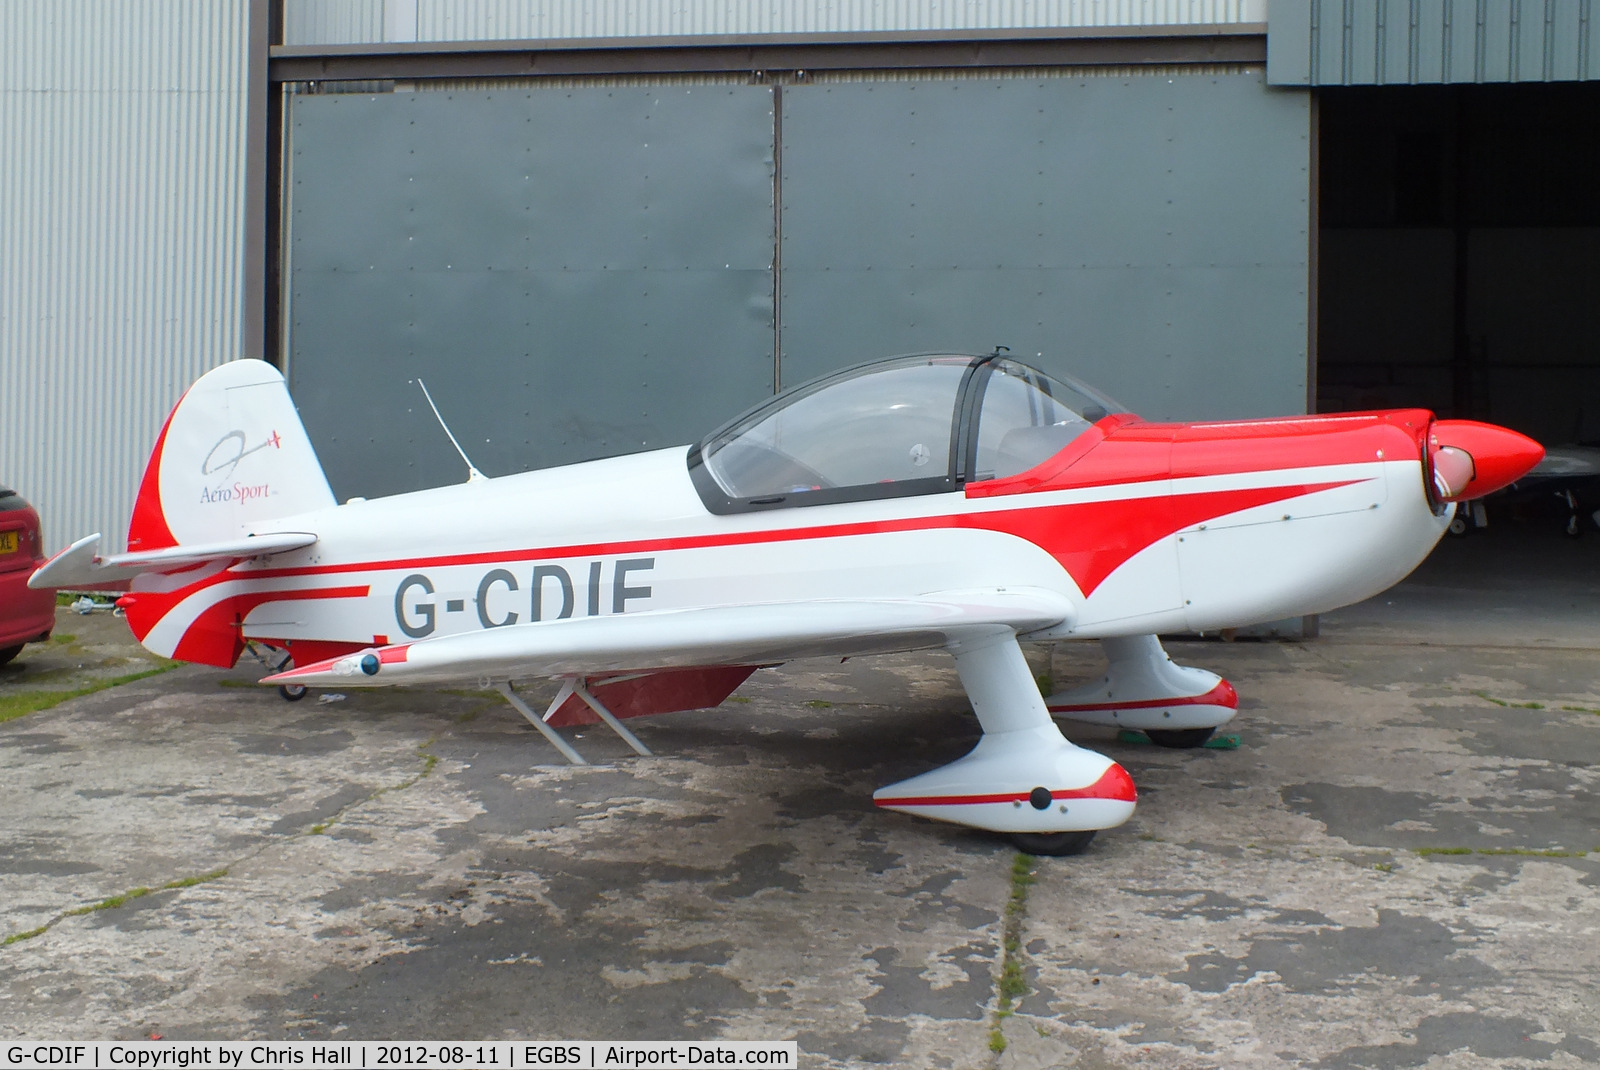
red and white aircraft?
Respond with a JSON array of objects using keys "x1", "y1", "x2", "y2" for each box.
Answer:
[{"x1": 33, "y1": 353, "x2": 1541, "y2": 854}]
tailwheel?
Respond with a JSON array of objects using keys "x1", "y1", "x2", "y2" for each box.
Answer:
[
  {"x1": 1007, "y1": 830, "x2": 1096, "y2": 856},
  {"x1": 1145, "y1": 727, "x2": 1215, "y2": 749},
  {"x1": 256, "y1": 645, "x2": 307, "y2": 702}
]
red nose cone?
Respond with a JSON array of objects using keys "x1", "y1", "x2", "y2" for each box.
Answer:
[{"x1": 1430, "y1": 420, "x2": 1545, "y2": 501}]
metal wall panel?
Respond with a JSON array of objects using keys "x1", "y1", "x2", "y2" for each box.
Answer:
[
  {"x1": 779, "y1": 69, "x2": 1312, "y2": 420},
  {"x1": 285, "y1": 0, "x2": 385, "y2": 45},
  {"x1": 284, "y1": 85, "x2": 776, "y2": 499},
  {"x1": 1271, "y1": 0, "x2": 1600, "y2": 84},
  {"x1": 0, "y1": 1, "x2": 249, "y2": 554},
  {"x1": 283, "y1": 0, "x2": 1268, "y2": 45}
]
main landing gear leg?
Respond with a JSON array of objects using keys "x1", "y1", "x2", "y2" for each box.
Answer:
[
  {"x1": 872, "y1": 627, "x2": 1137, "y2": 856},
  {"x1": 1044, "y1": 634, "x2": 1237, "y2": 748},
  {"x1": 496, "y1": 677, "x2": 654, "y2": 764}
]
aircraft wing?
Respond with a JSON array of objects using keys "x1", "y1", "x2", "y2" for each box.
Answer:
[
  {"x1": 262, "y1": 586, "x2": 1074, "y2": 687},
  {"x1": 28, "y1": 531, "x2": 318, "y2": 590}
]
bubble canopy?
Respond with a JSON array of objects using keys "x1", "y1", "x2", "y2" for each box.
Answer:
[{"x1": 688, "y1": 353, "x2": 1125, "y2": 514}]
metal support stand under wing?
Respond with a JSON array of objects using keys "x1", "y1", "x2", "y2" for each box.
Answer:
[
  {"x1": 497, "y1": 682, "x2": 589, "y2": 765},
  {"x1": 555, "y1": 677, "x2": 654, "y2": 757},
  {"x1": 496, "y1": 676, "x2": 654, "y2": 764}
]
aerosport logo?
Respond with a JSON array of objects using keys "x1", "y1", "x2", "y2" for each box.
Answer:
[{"x1": 199, "y1": 429, "x2": 282, "y2": 505}]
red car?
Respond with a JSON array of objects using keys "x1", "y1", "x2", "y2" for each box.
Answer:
[{"x1": 1, "y1": 485, "x2": 54, "y2": 664}]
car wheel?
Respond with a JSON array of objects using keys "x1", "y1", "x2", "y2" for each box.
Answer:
[{"x1": 0, "y1": 644, "x2": 22, "y2": 667}]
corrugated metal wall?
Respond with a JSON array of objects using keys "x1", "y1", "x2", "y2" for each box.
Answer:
[
  {"x1": 285, "y1": 0, "x2": 1267, "y2": 45},
  {"x1": 0, "y1": 1, "x2": 250, "y2": 554},
  {"x1": 1269, "y1": 0, "x2": 1600, "y2": 84},
  {"x1": 287, "y1": 0, "x2": 385, "y2": 44}
]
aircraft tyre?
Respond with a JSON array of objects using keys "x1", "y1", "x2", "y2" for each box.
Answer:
[
  {"x1": 278, "y1": 683, "x2": 307, "y2": 702},
  {"x1": 0, "y1": 644, "x2": 22, "y2": 667},
  {"x1": 1146, "y1": 727, "x2": 1215, "y2": 749},
  {"x1": 1009, "y1": 830, "x2": 1096, "y2": 856}
]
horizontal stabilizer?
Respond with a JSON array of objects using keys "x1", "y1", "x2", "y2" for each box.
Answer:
[
  {"x1": 263, "y1": 587, "x2": 1075, "y2": 688},
  {"x1": 29, "y1": 531, "x2": 318, "y2": 590}
]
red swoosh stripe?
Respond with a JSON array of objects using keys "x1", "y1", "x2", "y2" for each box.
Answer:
[
  {"x1": 139, "y1": 477, "x2": 1362, "y2": 666},
  {"x1": 121, "y1": 584, "x2": 369, "y2": 666},
  {"x1": 226, "y1": 480, "x2": 1360, "y2": 597}
]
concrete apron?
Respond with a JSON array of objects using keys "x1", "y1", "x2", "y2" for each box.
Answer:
[{"x1": 1, "y1": 593, "x2": 1597, "y2": 1066}]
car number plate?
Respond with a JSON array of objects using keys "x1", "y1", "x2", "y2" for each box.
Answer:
[{"x1": 0, "y1": 531, "x2": 16, "y2": 555}]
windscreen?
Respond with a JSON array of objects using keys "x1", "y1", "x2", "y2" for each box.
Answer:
[
  {"x1": 971, "y1": 359, "x2": 1125, "y2": 481},
  {"x1": 703, "y1": 355, "x2": 971, "y2": 500}
]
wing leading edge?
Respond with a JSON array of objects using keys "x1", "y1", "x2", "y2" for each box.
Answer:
[{"x1": 262, "y1": 586, "x2": 1075, "y2": 687}]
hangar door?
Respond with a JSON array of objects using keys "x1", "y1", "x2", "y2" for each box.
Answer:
[
  {"x1": 778, "y1": 71, "x2": 1311, "y2": 411},
  {"x1": 283, "y1": 83, "x2": 778, "y2": 499},
  {"x1": 1317, "y1": 83, "x2": 1600, "y2": 449},
  {"x1": 282, "y1": 68, "x2": 1311, "y2": 501}
]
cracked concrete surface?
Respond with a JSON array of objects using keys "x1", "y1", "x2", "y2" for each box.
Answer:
[
  {"x1": 3, "y1": 529, "x2": 1598, "y2": 1067},
  {"x1": 1002, "y1": 641, "x2": 1600, "y2": 1069}
]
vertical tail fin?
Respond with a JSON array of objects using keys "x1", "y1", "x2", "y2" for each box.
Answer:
[{"x1": 127, "y1": 359, "x2": 336, "y2": 551}]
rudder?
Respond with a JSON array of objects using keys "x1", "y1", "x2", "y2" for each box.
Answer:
[{"x1": 127, "y1": 359, "x2": 336, "y2": 551}]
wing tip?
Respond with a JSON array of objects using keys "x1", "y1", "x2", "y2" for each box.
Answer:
[{"x1": 263, "y1": 643, "x2": 407, "y2": 685}]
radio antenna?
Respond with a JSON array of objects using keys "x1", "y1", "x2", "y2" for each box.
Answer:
[{"x1": 415, "y1": 379, "x2": 486, "y2": 483}]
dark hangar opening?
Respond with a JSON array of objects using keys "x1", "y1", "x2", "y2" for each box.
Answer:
[{"x1": 1316, "y1": 82, "x2": 1600, "y2": 452}]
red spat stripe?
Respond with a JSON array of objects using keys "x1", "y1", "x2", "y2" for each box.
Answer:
[
  {"x1": 1048, "y1": 678, "x2": 1238, "y2": 713},
  {"x1": 875, "y1": 764, "x2": 1137, "y2": 808},
  {"x1": 222, "y1": 480, "x2": 1359, "y2": 600}
]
